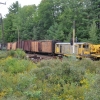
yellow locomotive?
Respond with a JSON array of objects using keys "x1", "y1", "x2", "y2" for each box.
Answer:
[{"x1": 55, "y1": 42, "x2": 100, "y2": 60}]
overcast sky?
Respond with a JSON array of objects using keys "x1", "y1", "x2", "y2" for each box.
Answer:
[{"x1": 0, "y1": 0, "x2": 42, "y2": 17}]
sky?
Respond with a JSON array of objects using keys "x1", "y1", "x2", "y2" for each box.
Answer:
[{"x1": 0, "y1": 0, "x2": 42, "y2": 17}]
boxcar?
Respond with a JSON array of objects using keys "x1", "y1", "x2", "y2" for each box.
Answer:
[
  {"x1": 31, "y1": 41, "x2": 39, "y2": 52},
  {"x1": 41, "y1": 40, "x2": 56, "y2": 54},
  {"x1": 7, "y1": 43, "x2": 12, "y2": 50},
  {"x1": 17, "y1": 40, "x2": 24, "y2": 50},
  {"x1": 31, "y1": 40, "x2": 57, "y2": 54},
  {"x1": 23, "y1": 40, "x2": 31, "y2": 52},
  {"x1": 11, "y1": 42, "x2": 17, "y2": 50}
]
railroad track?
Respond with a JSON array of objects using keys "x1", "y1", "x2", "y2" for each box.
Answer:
[{"x1": 26, "y1": 53, "x2": 60, "y2": 63}]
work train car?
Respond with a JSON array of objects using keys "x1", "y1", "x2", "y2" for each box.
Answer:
[
  {"x1": 80, "y1": 43, "x2": 100, "y2": 59},
  {"x1": 55, "y1": 42, "x2": 100, "y2": 59},
  {"x1": 55, "y1": 42, "x2": 85, "y2": 57}
]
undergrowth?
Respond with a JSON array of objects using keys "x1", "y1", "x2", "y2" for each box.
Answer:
[{"x1": 0, "y1": 50, "x2": 100, "y2": 100}]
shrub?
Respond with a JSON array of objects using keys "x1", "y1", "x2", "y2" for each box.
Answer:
[
  {"x1": 0, "y1": 56, "x2": 37, "y2": 74},
  {"x1": 0, "y1": 57, "x2": 38, "y2": 99},
  {"x1": 0, "y1": 54, "x2": 99, "y2": 100},
  {"x1": 0, "y1": 51, "x2": 8, "y2": 59},
  {"x1": 84, "y1": 74, "x2": 100, "y2": 100},
  {"x1": 7, "y1": 49, "x2": 26, "y2": 59}
]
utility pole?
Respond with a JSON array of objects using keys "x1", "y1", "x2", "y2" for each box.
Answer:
[
  {"x1": 0, "y1": 13, "x2": 4, "y2": 48},
  {"x1": 73, "y1": 21, "x2": 75, "y2": 54},
  {"x1": 0, "y1": 2, "x2": 6, "y2": 49},
  {"x1": 17, "y1": 26, "x2": 19, "y2": 48}
]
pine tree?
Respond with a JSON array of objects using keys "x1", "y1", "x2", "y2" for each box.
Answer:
[{"x1": 89, "y1": 20, "x2": 97, "y2": 43}]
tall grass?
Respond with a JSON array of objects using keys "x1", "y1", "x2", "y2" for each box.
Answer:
[{"x1": 0, "y1": 51, "x2": 100, "y2": 100}]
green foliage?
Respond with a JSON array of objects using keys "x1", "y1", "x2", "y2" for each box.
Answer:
[
  {"x1": 0, "y1": 51, "x2": 100, "y2": 99},
  {"x1": 0, "y1": 51, "x2": 8, "y2": 59},
  {"x1": 47, "y1": 23, "x2": 65, "y2": 41},
  {"x1": 0, "y1": 57, "x2": 35, "y2": 74},
  {"x1": 24, "y1": 91, "x2": 41, "y2": 98},
  {"x1": 1, "y1": 0, "x2": 100, "y2": 43},
  {"x1": 7, "y1": 49, "x2": 26, "y2": 59},
  {"x1": 84, "y1": 74, "x2": 100, "y2": 100},
  {"x1": 0, "y1": 55, "x2": 38, "y2": 99},
  {"x1": 33, "y1": 58, "x2": 100, "y2": 100},
  {"x1": 89, "y1": 20, "x2": 98, "y2": 43}
]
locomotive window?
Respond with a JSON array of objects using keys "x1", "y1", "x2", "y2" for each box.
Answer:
[
  {"x1": 83, "y1": 44, "x2": 89, "y2": 48},
  {"x1": 57, "y1": 44, "x2": 59, "y2": 47},
  {"x1": 60, "y1": 45, "x2": 62, "y2": 53},
  {"x1": 79, "y1": 44, "x2": 81, "y2": 48}
]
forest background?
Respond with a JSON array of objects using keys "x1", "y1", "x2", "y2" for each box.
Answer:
[{"x1": 0, "y1": 0, "x2": 100, "y2": 43}]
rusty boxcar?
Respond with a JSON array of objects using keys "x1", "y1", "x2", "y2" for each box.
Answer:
[
  {"x1": 11, "y1": 42, "x2": 17, "y2": 50},
  {"x1": 17, "y1": 40, "x2": 24, "y2": 50},
  {"x1": 23, "y1": 40, "x2": 31, "y2": 52},
  {"x1": 31, "y1": 41, "x2": 39, "y2": 52},
  {"x1": 7, "y1": 43, "x2": 12, "y2": 50},
  {"x1": 40, "y1": 40, "x2": 56, "y2": 54}
]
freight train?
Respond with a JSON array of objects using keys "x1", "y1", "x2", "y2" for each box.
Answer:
[{"x1": 6, "y1": 40, "x2": 100, "y2": 60}]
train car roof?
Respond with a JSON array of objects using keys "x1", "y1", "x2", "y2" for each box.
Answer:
[{"x1": 56, "y1": 42, "x2": 85, "y2": 45}]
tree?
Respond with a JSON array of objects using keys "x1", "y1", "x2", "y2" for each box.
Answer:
[
  {"x1": 4, "y1": 1, "x2": 20, "y2": 42},
  {"x1": 46, "y1": 22, "x2": 64, "y2": 41},
  {"x1": 2, "y1": 0, "x2": 100, "y2": 43},
  {"x1": 89, "y1": 21, "x2": 98, "y2": 43},
  {"x1": 37, "y1": 0, "x2": 55, "y2": 39},
  {"x1": 17, "y1": 5, "x2": 37, "y2": 40},
  {"x1": 86, "y1": 0, "x2": 100, "y2": 43}
]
